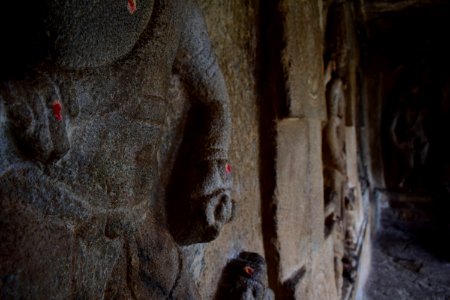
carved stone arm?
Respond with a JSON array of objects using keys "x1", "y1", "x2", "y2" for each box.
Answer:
[
  {"x1": 174, "y1": 0, "x2": 231, "y2": 162},
  {"x1": 167, "y1": 1, "x2": 233, "y2": 245}
]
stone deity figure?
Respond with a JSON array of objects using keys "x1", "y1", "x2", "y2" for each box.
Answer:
[
  {"x1": 323, "y1": 60, "x2": 346, "y2": 231},
  {"x1": 390, "y1": 85, "x2": 429, "y2": 189},
  {"x1": 322, "y1": 59, "x2": 347, "y2": 298},
  {"x1": 342, "y1": 187, "x2": 358, "y2": 284},
  {"x1": 0, "y1": 1, "x2": 233, "y2": 298}
]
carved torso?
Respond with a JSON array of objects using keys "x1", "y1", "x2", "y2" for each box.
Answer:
[
  {"x1": 53, "y1": 69, "x2": 173, "y2": 210},
  {"x1": 2, "y1": 0, "x2": 191, "y2": 209},
  {"x1": 0, "y1": 1, "x2": 232, "y2": 298}
]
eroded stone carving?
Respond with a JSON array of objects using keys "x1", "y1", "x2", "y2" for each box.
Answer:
[
  {"x1": 323, "y1": 60, "x2": 346, "y2": 231},
  {"x1": 215, "y1": 252, "x2": 274, "y2": 300},
  {"x1": 342, "y1": 187, "x2": 358, "y2": 286},
  {"x1": 344, "y1": 187, "x2": 358, "y2": 250},
  {"x1": 167, "y1": 157, "x2": 234, "y2": 245},
  {"x1": 0, "y1": 1, "x2": 231, "y2": 298},
  {"x1": 322, "y1": 59, "x2": 347, "y2": 298},
  {"x1": 389, "y1": 85, "x2": 429, "y2": 189},
  {"x1": 2, "y1": 72, "x2": 73, "y2": 163}
]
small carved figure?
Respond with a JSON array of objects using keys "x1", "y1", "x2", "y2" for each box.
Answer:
[
  {"x1": 332, "y1": 218, "x2": 345, "y2": 298},
  {"x1": 342, "y1": 254, "x2": 357, "y2": 283},
  {"x1": 390, "y1": 85, "x2": 429, "y2": 189},
  {"x1": 344, "y1": 187, "x2": 358, "y2": 250},
  {"x1": 322, "y1": 59, "x2": 347, "y2": 299},
  {"x1": 323, "y1": 61, "x2": 346, "y2": 230},
  {"x1": 323, "y1": 76, "x2": 346, "y2": 175},
  {"x1": 215, "y1": 252, "x2": 274, "y2": 300}
]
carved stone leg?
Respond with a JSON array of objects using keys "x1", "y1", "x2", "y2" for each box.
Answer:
[
  {"x1": 104, "y1": 215, "x2": 200, "y2": 299},
  {"x1": 0, "y1": 164, "x2": 121, "y2": 299}
]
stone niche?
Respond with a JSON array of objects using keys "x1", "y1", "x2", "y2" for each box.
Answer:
[{"x1": 0, "y1": 1, "x2": 245, "y2": 298}]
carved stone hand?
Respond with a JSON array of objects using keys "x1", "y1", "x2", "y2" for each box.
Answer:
[
  {"x1": 170, "y1": 158, "x2": 234, "y2": 245},
  {"x1": 2, "y1": 74, "x2": 70, "y2": 163}
]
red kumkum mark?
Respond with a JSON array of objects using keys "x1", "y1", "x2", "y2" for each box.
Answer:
[
  {"x1": 52, "y1": 100, "x2": 63, "y2": 121},
  {"x1": 225, "y1": 163, "x2": 232, "y2": 174},
  {"x1": 243, "y1": 266, "x2": 254, "y2": 277},
  {"x1": 127, "y1": 0, "x2": 137, "y2": 14}
]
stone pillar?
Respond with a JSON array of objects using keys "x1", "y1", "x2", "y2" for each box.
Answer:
[{"x1": 267, "y1": 1, "x2": 339, "y2": 299}]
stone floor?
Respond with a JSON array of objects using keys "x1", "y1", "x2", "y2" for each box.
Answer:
[{"x1": 363, "y1": 191, "x2": 450, "y2": 300}]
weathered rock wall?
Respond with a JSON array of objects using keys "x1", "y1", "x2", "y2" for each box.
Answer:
[{"x1": 196, "y1": 0, "x2": 368, "y2": 299}]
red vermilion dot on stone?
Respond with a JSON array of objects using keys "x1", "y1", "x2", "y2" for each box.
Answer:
[
  {"x1": 128, "y1": 0, "x2": 137, "y2": 14},
  {"x1": 225, "y1": 163, "x2": 232, "y2": 174},
  {"x1": 52, "y1": 101, "x2": 63, "y2": 121},
  {"x1": 243, "y1": 266, "x2": 254, "y2": 277}
]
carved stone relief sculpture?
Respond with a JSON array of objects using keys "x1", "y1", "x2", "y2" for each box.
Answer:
[
  {"x1": 342, "y1": 187, "x2": 358, "y2": 285},
  {"x1": 215, "y1": 252, "x2": 274, "y2": 300},
  {"x1": 343, "y1": 187, "x2": 357, "y2": 250},
  {"x1": 0, "y1": 1, "x2": 232, "y2": 298},
  {"x1": 323, "y1": 64, "x2": 346, "y2": 229},
  {"x1": 389, "y1": 85, "x2": 429, "y2": 190},
  {"x1": 322, "y1": 59, "x2": 347, "y2": 299}
]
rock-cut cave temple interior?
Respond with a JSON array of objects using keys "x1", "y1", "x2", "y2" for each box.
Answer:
[{"x1": 0, "y1": 0, "x2": 449, "y2": 299}]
